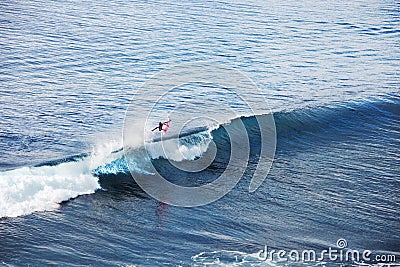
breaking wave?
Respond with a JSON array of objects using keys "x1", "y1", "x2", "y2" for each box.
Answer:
[{"x1": 1, "y1": 93, "x2": 398, "y2": 218}]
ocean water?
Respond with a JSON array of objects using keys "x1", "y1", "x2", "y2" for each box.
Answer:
[{"x1": 0, "y1": 0, "x2": 399, "y2": 266}]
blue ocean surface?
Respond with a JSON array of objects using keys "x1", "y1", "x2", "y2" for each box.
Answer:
[{"x1": 0, "y1": 0, "x2": 399, "y2": 266}]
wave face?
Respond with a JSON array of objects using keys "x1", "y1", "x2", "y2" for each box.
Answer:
[
  {"x1": 1, "y1": 94, "x2": 399, "y2": 219},
  {"x1": 95, "y1": 93, "x2": 400, "y2": 178}
]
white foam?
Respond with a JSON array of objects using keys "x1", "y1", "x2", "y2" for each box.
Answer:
[
  {"x1": 89, "y1": 137, "x2": 123, "y2": 169},
  {"x1": 145, "y1": 131, "x2": 212, "y2": 162},
  {"x1": 0, "y1": 160, "x2": 99, "y2": 218},
  {"x1": 0, "y1": 139, "x2": 124, "y2": 219},
  {"x1": 124, "y1": 119, "x2": 146, "y2": 149}
]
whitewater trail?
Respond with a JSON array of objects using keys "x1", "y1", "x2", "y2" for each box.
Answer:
[
  {"x1": 0, "y1": 139, "x2": 122, "y2": 218},
  {"x1": 0, "y1": 127, "x2": 216, "y2": 218}
]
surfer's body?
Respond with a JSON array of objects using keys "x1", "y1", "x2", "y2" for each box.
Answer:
[{"x1": 151, "y1": 118, "x2": 171, "y2": 133}]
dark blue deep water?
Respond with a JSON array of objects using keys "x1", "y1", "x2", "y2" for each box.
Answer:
[{"x1": 0, "y1": 0, "x2": 399, "y2": 266}]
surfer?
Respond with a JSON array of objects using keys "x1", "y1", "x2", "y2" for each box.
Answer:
[{"x1": 151, "y1": 118, "x2": 171, "y2": 132}]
